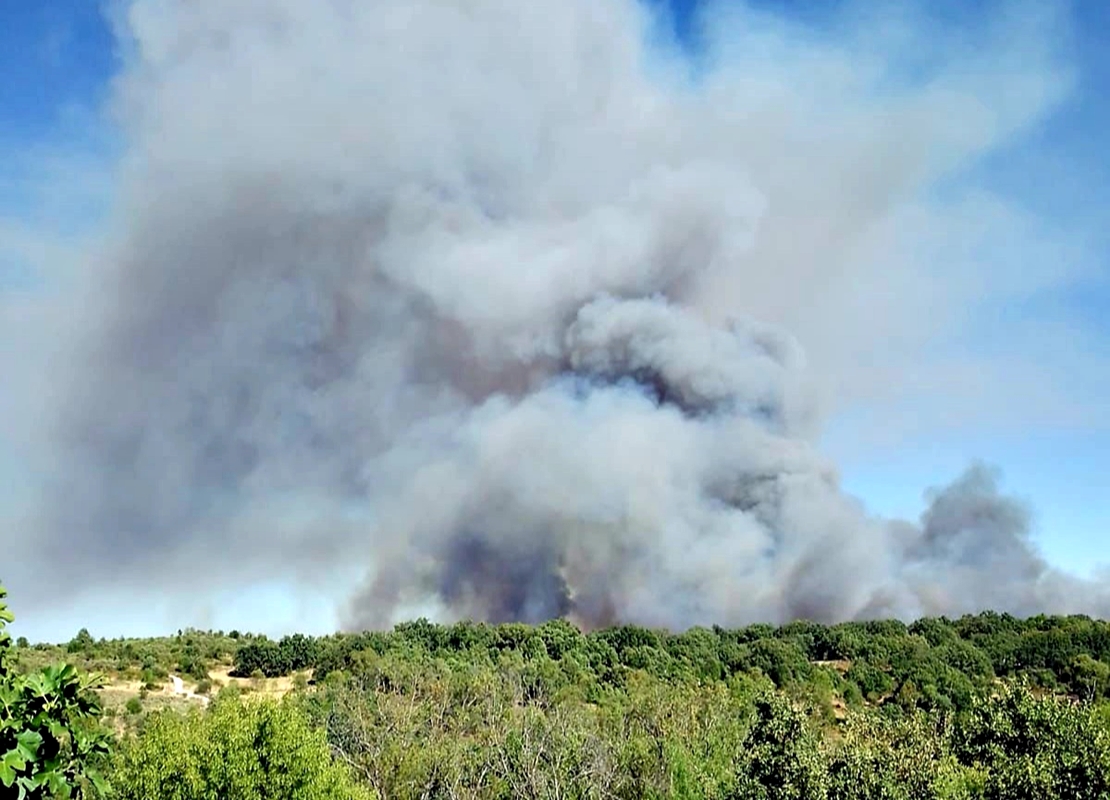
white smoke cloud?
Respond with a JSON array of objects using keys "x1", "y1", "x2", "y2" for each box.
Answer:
[{"x1": 4, "y1": 0, "x2": 1108, "y2": 633}]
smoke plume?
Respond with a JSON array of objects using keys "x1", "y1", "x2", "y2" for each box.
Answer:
[{"x1": 8, "y1": 0, "x2": 1109, "y2": 631}]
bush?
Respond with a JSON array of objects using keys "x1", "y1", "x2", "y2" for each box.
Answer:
[
  {"x1": 141, "y1": 664, "x2": 168, "y2": 684},
  {"x1": 231, "y1": 639, "x2": 286, "y2": 678},
  {"x1": 125, "y1": 697, "x2": 143, "y2": 715},
  {"x1": 179, "y1": 655, "x2": 209, "y2": 683},
  {"x1": 110, "y1": 697, "x2": 372, "y2": 799},
  {"x1": 847, "y1": 661, "x2": 894, "y2": 701},
  {"x1": 0, "y1": 583, "x2": 112, "y2": 798},
  {"x1": 951, "y1": 683, "x2": 1110, "y2": 799},
  {"x1": 231, "y1": 634, "x2": 321, "y2": 678},
  {"x1": 735, "y1": 692, "x2": 830, "y2": 798}
]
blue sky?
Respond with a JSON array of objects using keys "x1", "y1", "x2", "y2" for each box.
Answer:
[
  {"x1": 2, "y1": 0, "x2": 1108, "y2": 641},
  {"x1": 0, "y1": 3, "x2": 116, "y2": 139}
]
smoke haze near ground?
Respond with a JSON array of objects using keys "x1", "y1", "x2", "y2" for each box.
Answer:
[{"x1": 4, "y1": 0, "x2": 1108, "y2": 632}]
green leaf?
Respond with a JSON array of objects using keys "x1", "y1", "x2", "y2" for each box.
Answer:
[
  {"x1": 0, "y1": 759, "x2": 15, "y2": 788},
  {"x1": 0, "y1": 584, "x2": 114, "y2": 797},
  {"x1": 44, "y1": 770, "x2": 71, "y2": 796},
  {"x1": 14, "y1": 730, "x2": 42, "y2": 762},
  {"x1": 2, "y1": 750, "x2": 27, "y2": 774},
  {"x1": 87, "y1": 768, "x2": 110, "y2": 796}
]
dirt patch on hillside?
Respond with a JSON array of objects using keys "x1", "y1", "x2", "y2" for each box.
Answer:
[
  {"x1": 207, "y1": 666, "x2": 303, "y2": 698},
  {"x1": 812, "y1": 659, "x2": 852, "y2": 673}
]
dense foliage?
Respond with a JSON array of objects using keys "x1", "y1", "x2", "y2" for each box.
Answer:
[
  {"x1": 16, "y1": 627, "x2": 242, "y2": 686},
  {"x1": 8, "y1": 582, "x2": 1110, "y2": 799},
  {"x1": 1, "y1": 584, "x2": 112, "y2": 798},
  {"x1": 20, "y1": 610, "x2": 1110, "y2": 713},
  {"x1": 109, "y1": 696, "x2": 370, "y2": 799},
  {"x1": 281, "y1": 613, "x2": 1110, "y2": 713},
  {"x1": 229, "y1": 633, "x2": 320, "y2": 678},
  {"x1": 285, "y1": 643, "x2": 1110, "y2": 800}
]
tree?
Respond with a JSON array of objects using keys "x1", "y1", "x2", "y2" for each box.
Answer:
[
  {"x1": 951, "y1": 683, "x2": 1110, "y2": 799},
  {"x1": 735, "y1": 693, "x2": 829, "y2": 799},
  {"x1": 1067, "y1": 654, "x2": 1110, "y2": 702},
  {"x1": 279, "y1": 633, "x2": 320, "y2": 673},
  {"x1": 845, "y1": 662, "x2": 893, "y2": 701},
  {"x1": 66, "y1": 629, "x2": 95, "y2": 655},
  {"x1": 0, "y1": 583, "x2": 112, "y2": 798},
  {"x1": 747, "y1": 638, "x2": 813, "y2": 688},
  {"x1": 231, "y1": 638, "x2": 287, "y2": 678},
  {"x1": 110, "y1": 696, "x2": 371, "y2": 799}
]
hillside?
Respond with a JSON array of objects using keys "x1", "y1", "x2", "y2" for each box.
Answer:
[
  {"x1": 8, "y1": 609, "x2": 1110, "y2": 798},
  {"x1": 19, "y1": 611, "x2": 1110, "y2": 713}
]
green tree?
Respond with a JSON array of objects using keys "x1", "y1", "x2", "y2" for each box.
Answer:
[
  {"x1": 66, "y1": 629, "x2": 94, "y2": 655},
  {"x1": 1067, "y1": 654, "x2": 1110, "y2": 702},
  {"x1": 951, "y1": 683, "x2": 1110, "y2": 799},
  {"x1": 278, "y1": 633, "x2": 320, "y2": 673},
  {"x1": 0, "y1": 583, "x2": 112, "y2": 798},
  {"x1": 110, "y1": 696, "x2": 372, "y2": 799},
  {"x1": 231, "y1": 638, "x2": 288, "y2": 678},
  {"x1": 845, "y1": 662, "x2": 893, "y2": 701},
  {"x1": 736, "y1": 693, "x2": 829, "y2": 799},
  {"x1": 748, "y1": 638, "x2": 813, "y2": 688},
  {"x1": 828, "y1": 709, "x2": 977, "y2": 800}
]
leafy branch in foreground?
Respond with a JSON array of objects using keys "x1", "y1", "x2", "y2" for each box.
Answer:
[{"x1": 1, "y1": 583, "x2": 112, "y2": 799}]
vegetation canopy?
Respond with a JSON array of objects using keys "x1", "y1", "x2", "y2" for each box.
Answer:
[{"x1": 6, "y1": 582, "x2": 1110, "y2": 799}]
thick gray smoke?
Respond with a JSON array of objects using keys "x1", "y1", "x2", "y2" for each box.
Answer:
[{"x1": 9, "y1": 0, "x2": 1108, "y2": 631}]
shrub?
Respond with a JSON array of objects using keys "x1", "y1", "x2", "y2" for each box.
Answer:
[
  {"x1": 0, "y1": 583, "x2": 112, "y2": 798},
  {"x1": 125, "y1": 697, "x2": 143, "y2": 715},
  {"x1": 231, "y1": 639, "x2": 287, "y2": 678},
  {"x1": 216, "y1": 683, "x2": 242, "y2": 702},
  {"x1": 951, "y1": 683, "x2": 1110, "y2": 799},
  {"x1": 178, "y1": 655, "x2": 209, "y2": 683},
  {"x1": 110, "y1": 697, "x2": 372, "y2": 799},
  {"x1": 846, "y1": 661, "x2": 894, "y2": 701},
  {"x1": 734, "y1": 692, "x2": 830, "y2": 798}
]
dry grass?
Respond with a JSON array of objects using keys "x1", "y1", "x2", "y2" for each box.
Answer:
[
  {"x1": 97, "y1": 667, "x2": 307, "y2": 722},
  {"x1": 206, "y1": 666, "x2": 307, "y2": 698},
  {"x1": 95, "y1": 667, "x2": 316, "y2": 734}
]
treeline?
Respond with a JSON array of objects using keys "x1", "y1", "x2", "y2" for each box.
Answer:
[
  {"x1": 116, "y1": 623, "x2": 1110, "y2": 799},
  {"x1": 17, "y1": 626, "x2": 244, "y2": 684},
  {"x1": 8, "y1": 584, "x2": 1110, "y2": 799},
  {"x1": 230, "y1": 612, "x2": 1110, "y2": 712},
  {"x1": 21, "y1": 610, "x2": 1110, "y2": 713}
]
